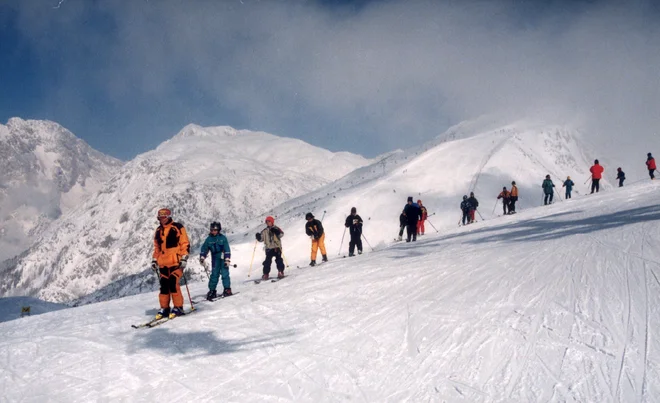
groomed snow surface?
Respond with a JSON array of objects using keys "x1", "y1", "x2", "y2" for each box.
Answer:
[{"x1": 2, "y1": 181, "x2": 660, "y2": 402}]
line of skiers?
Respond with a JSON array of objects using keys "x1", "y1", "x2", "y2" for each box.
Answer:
[{"x1": 398, "y1": 197, "x2": 429, "y2": 242}]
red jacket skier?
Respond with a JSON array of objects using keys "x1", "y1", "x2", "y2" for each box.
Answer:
[
  {"x1": 646, "y1": 153, "x2": 656, "y2": 180},
  {"x1": 589, "y1": 160, "x2": 604, "y2": 193}
]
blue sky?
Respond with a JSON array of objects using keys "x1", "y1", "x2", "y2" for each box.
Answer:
[{"x1": 1, "y1": 0, "x2": 659, "y2": 161}]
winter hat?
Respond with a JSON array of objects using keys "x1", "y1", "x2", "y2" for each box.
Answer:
[
  {"x1": 407, "y1": 196, "x2": 413, "y2": 202},
  {"x1": 265, "y1": 216, "x2": 275, "y2": 224},
  {"x1": 210, "y1": 221, "x2": 221, "y2": 231},
  {"x1": 617, "y1": 167, "x2": 622, "y2": 171},
  {"x1": 502, "y1": 186, "x2": 507, "y2": 190},
  {"x1": 546, "y1": 174, "x2": 550, "y2": 179},
  {"x1": 649, "y1": 153, "x2": 653, "y2": 157},
  {"x1": 305, "y1": 212, "x2": 314, "y2": 220},
  {"x1": 157, "y1": 208, "x2": 172, "y2": 218},
  {"x1": 417, "y1": 199, "x2": 422, "y2": 204},
  {"x1": 351, "y1": 207, "x2": 357, "y2": 214},
  {"x1": 594, "y1": 159, "x2": 599, "y2": 164},
  {"x1": 511, "y1": 181, "x2": 516, "y2": 185},
  {"x1": 470, "y1": 192, "x2": 474, "y2": 196},
  {"x1": 463, "y1": 195, "x2": 468, "y2": 200}
]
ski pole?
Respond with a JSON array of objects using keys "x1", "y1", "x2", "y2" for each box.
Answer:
[
  {"x1": 361, "y1": 233, "x2": 374, "y2": 251},
  {"x1": 553, "y1": 188, "x2": 563, "y2": 202},
  {"x1": 338, "y1": 227, "x2": 347, "y2": 256},
  {"x1": 247, "y1": 239, "x2": 258, "y2": 277},
  {"x1": 202, "y1": 261, "x2": 210, "y2": 280},
  {"x1": 476, "y1": 210, "x2": 485, "y2": 221},
  {"x1": 584, "y1": 176, "x2": 591, "y2": 184},
  {"x1": 182, "y1": 269, "x2": 195, "y2": 312},
  {"x1": 281, "y1": 249, "x2": 290, "y2": 268},
  {"x1": 492, "y1": 199, "x2": 498, "y2": 214},
  {"x1": 320, "y1": 210, "x2": 327, "y2": 221},
  {"x1": 426, "y1": 218, "x2": 439, "y2": 233}
]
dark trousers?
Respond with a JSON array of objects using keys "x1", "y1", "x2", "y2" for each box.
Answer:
[
  {"x1": 509, "y1": 196, "x2": 518, "y2": 212},
  {"x1": 618, "y1": 178, "x2": 625, "y2": 187},
  {"x1": 544, "y1": 192, "x2": 553, "y2": 205},
  {"x1": 502, "y1": 199, "x2": 509, "y2": 215},
  {"x1": 591, "y1": 178, "x2": 600, "y2": 193},
  {"x1": 398, "y1": 225, "x2": 405, "y2": 237},
  {"x1": 349, "y1": 232, "x2": 363, "y2": 255},
  {"x1": 650, "y1": 169, "x2": 655, "y2": 179},
  {"x1": 565, "y1": 190, "x2": 572, "y2": 199},
  {"x1": 406, "y1": 223, "x2": 417, "y2": 242},
  {"x1": 263, "y1": 248, "x2": 284, "y2": 275},
  {"x1": 462, "y1": 210, "x2": 470, "y2": 225}
]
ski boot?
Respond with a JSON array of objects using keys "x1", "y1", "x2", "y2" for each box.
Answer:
[
  {"x1": 169, "y1": 307, "x2": 185, "y2": 319},
  {"x1": 322, "y1": 255, "x2": 328, "y2": 263},
  {"x1": 397, "y1": 235, "x2": 402, "y2": 241},
  {"x1": 222, "y1": 288, "x2": 233, "y2": 297},
  {"x1": 309, "y1": 260, "x2": 316, "y2": 267},
  {"x1": 277, "y1": 271, "x2": 285, "y2": 279},
  {"x1": 358, "y1": 250, "x2": 362, "y2": 255},
  {"x1": 155, "y1": 308, "x2": 170, "y2": 320},
  {"x1": 262, "y1": 273, "x2": 269, "y2": 280},
  {"x1": 348, "y1": 253, "x2": 354, "y2": 257},
  {"x1": 206, "y1": 289, "x2": 217, "y2": 301}
]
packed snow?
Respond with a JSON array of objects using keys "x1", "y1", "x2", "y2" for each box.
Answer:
[{"x1": 2, "y1": 180, "x2": 659, "y2": 402}]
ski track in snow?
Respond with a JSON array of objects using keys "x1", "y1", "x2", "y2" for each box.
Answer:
[{"x1": 2, "y1": 182, "x2": 660, "y2": 402}]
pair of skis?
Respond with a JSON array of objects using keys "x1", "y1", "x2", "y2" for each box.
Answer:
[
  {"x1": 131, "y1": 308, "x2": 196, "y2": 329},
  {"x1": 253, "y1": 275, "x2": 287, "y2": 284}
]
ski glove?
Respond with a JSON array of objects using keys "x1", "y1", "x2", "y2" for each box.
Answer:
[
  {"x1": 224, "y1": 258, "x2": 231, "y2": 267},
  {"x1": 179, "y1": 255, "x2": 188, "y2": 269},
  {"x1": 151, "y1": 259, "x2": 158, "y2": 272},
  {"x1": 255, "y1": 232, "x2": 262, "y2": 241},
  {"x1": 199, "y1": 256, "x2": 205, "y2": 265},
  {"x1": 270, "y1": 227, "x2": 281, "y2": 236}
]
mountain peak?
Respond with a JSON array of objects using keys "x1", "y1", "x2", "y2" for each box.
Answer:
[{"x1": 174, "y1": 124, "x2": 241, "y2": 139}]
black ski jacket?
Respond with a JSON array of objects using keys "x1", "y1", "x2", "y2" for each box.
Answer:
[
  {"x1": 467, "y1": 196, "x2": 479, "y2": 209},
  {"x1": 305, "y1": 219, "x2": 324, "y2": 239},
  {"x1": 403, "y1": 203, "x2": 421, "y2": 225},
  {"x1": 345, "y1": 214, "x2": 363, "y2": 235}
]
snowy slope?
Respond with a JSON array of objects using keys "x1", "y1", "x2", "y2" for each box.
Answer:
[
  {"x1": 2, "y1": 180, "x2": 659, "y2": 402},
  {"x1": 225, "y1": 120, "x2": 598, "y2": 271},
  {"x1": 0, "y1": 296, "x2": 67, "y2": 323},
  {"x1": 1, "y1": 124, "x2": 369, "y2": 304},
  {"x1": 0, "y1": 118, "x2": 122, "y2": 261}
]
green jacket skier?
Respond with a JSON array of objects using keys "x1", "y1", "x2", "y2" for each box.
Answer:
[{"x1": 200, "y1": 222, "x2": 232, "y2": 300}]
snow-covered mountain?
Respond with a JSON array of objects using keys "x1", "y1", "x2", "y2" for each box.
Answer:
[
  {"x1": 0, "y1": 118, "x2": 123, "y2": 262},
  {"x1": 2, "y1": 180, "x2": 659, "y2": 402},
  {"x1": 0, "y1": 124, "x2": 369, "y2": 304},
  {"x1": 224, "y1": 119, "x2": 598, "y2": 271}
]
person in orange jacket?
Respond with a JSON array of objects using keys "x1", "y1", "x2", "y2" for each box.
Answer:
[
  {"x1": 509, "y1": 181, "x2": 519, "y2": 214},
  {"x1": 497, "y1": 187, "x2": 511, "y2": 215},
  {"x1": 646, "y1": 153, "x2": 656, "y2": 180},
  {"x1": 417, "y1": 200, "x2": 428, "y2": 235},
  {"x1": 151, "y1": 208, "x2": 190, "y2": 319},
  {"x1": 589, "y1": 159, "x2": 604, "y2": 193}
]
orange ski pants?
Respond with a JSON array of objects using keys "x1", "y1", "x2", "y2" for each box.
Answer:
[{"x1": 311, "y1": 233, "x2": 327, "y2": 260}]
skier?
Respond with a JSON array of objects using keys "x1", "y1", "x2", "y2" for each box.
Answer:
[
  {"x1": 563, "y1": 176, "x2": 574, "y2": 199},
  {"x1": 542, "y1": 175, "x2": 555, "y2": 205},
  {"x1": 199, "y1": 222, "x2": 231, "y2": 300},
  {"x1": 417, "y1": 200, "x2": 428, "y2": 235},
  {"x1": 467, "y1": 192, "x2": 479, "y2": 223},
  {"x1": 460, "y1": 195, "x2": 472, "y2": 225},
  {"x1": 646, "y1": 153, "x2": 656, "y2": 180},
  {"x1": 255, "y1": 216, "x2": 285, "y2": 280},
  {"x1": 403, "y1": 196, "x2": 421, "y2": 242},
  {"x1": 509, "y1": 181, "x2": 519, "y2": 214},
  {"x1": 590, "y1": 159, "x2": 604, "y2": 193},
  {"x1": 344, "y1": 207, "x2": 363, "y2": 256},
  {"x1": 497, "y1": 187, "x2": 511, "y2": 215},
  {"x1": 151, "y1": 208, "x2": 190, "y2": 320},
  {"x1": 616, "y1": 167, "x2": 626, "y2": 187},
  {"x1": 397, "y1": 210, "x2": 406, "y2": 241},
  {"x1": 305, "y1": 212, "x2": 327, "y2": 266}
]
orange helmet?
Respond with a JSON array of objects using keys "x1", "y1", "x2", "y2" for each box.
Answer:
[
  {"x1": 265, "y1": 216, "x2": 275, "y2": 224},
  {"x1": 157, "y1": 208, "x2": 172, "y2": 219}
]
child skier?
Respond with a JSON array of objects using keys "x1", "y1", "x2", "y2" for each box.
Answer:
[
  {"x1": 305, "y1": 212, "x2": 327, "y2": 266},
  {"x1": 646, "y1": 153, "x2": 656, "y2": 180},
  {"x1": 467, "y1": 192, "x2": 479, "y2": 223},
  {"x1": 542, "y1": 175, "x2": 555, "y2": 205},
  {"x1": 344, "y1": 207, "x2": 363, "y2": 256},
  {"x1": 563, "y1": 176, "x2": 574, "y2": 199},
  {"x1": 199, "y1": 221, "x2": 231, "y2": 300},
  {"x1": 616, "y1": 168, "x2": 626, "y2": 187},
  {"x1": 397, "y1": 210, "x2": 406, "y2": 241},
  {"x1": 460, "y1": 195, "x2": 472, "y2": 225},
  {"x1": 417, "y1": 200, "x2": 428, "y2": 235},
  {"x1": 255, "y1": 216, "x2": 285, "y2": 280}
]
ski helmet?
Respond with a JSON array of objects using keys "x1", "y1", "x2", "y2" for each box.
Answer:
[
  {"x1": 157, "y1": 208, "x2": 172, "y2": 219},
  {"x1": 305, "y1": 212, "x2": 314, "y2": 220},
  {"x1": 463, "y1": 195, "x2": 468, "y2": 200},
  {"x1": 210, "y1": 222, "x2": 221, "y2": 231},
  {"x1": 265, "y1": 216, "x2": 275, "y2": 224}
]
